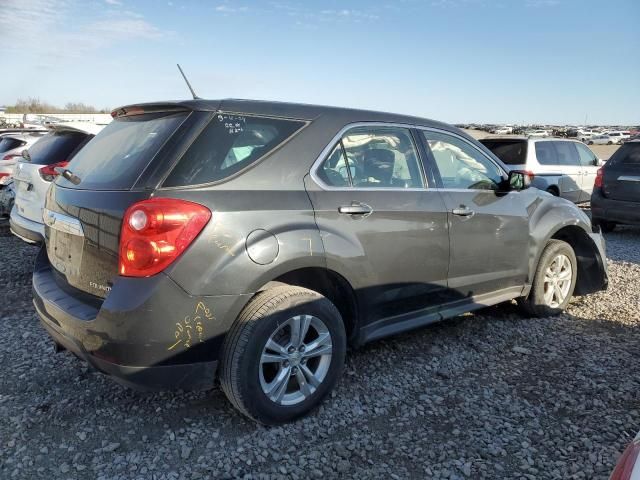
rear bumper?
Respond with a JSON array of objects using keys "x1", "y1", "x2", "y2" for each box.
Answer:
[
  {"x1": 33, "y1": 248, "x2": 250, "y2": 391},
  {"x1": 10, "y1": 208, "x2": 44, "y2": 244},
  {"x1": 591, "y1": 189, "x2": 640, "y2": 225}
]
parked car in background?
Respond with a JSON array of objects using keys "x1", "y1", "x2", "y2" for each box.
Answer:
[
  {"x1": 33, "y1": 99, "x2": 607, "y2": 424},
  {"x1": 480, "y1": 137, "x2": 603, "y2": 203},
  {"x1": 10, "y1": 123, "x2": 104, "y2": 243},
  {"x1": 492, "y1": 126, "x2": 513, "y2": 135},
  {"x1": 604, "y1": 131, "x2": 630, "y2": 144},
  {"x1": 577, "y1": 130, "x2": 598, "y2": 142},
  {"x1": 0, "y1": 131, "x2": 48, "y2": 186},
  {"x1": 527, "y1": 130, "x2": 550, "y2": 138},
  {"x1": 588, "y1": 135, "x2": 615, "y2": 145},
  {"x1": 591, "y1": 140, "x2": 640, "y2": 232}
]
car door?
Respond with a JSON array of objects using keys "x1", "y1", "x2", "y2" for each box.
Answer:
[
  {"x1": 305, "y1": 124, "x2": 451, "y2": 324},
  {"x1": 418, "y1": 129, "x2": 531, "y2": 299},
  {"x1": 534, "y1": 141, "x2": 582, "y2": 203},
  {"x1": 574, "y1": 141, "x2": 600, "y2": 202}
]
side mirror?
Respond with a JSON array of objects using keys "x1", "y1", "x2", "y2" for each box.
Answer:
[
  {"x1": 21, "y1": 149, "x2": 30, "y2": 161},
  {"x1": 597, "y1": 158, "x2": 606, "y2": 166},
  {"x1": 506, "y1": 170, "x2": 533, "y2": 191}
]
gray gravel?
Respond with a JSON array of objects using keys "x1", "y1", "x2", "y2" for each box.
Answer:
[{"x1": 1, "y1": 225, "x2": 639, "y2": 479}]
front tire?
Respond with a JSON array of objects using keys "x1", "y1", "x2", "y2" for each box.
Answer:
[
  {"x1": 518, "y1": 239, "x2": 577, "y2": 318},
  {"x1": 220, "y1": 286, "x2": 346, "y2": 425}
]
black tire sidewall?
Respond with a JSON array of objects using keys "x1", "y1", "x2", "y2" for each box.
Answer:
[
  {"x1": 530, "y1": 240, "x2": 577, "y2": 316},
  {"x1": 234, "y1": 293, "x2": 346, "y2": 424}
]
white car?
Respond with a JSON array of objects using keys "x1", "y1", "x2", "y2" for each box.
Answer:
[
  {"x1": 527, "y1": 130, "x2": 550, "y2": 138},
  {"x1": 480, "y1": 136, "x2": 603, "y2": 204},
  {"x1": 588, "y1": 135, "x2": 616, "y2": 145},
  {"x1": 576, "y1": 130, "x2": 598, "y2": 142},
  {"x1": 604, "y1": 131, "x2": 630, "y2": 144},
  {"x1": 492, "y1": 126, "x2": 513, "y2": 134},
  {"x1": 10, "y1": 123, "x2": 105, "y2": 243},
  {"x1": 0, "y1": 131, "x2": 47, "y2": 186}
]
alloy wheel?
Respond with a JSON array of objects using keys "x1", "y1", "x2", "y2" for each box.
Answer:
[
  {"x1": 259, "y1": 315, "x2": 333, "y2": 406},
  {"x1": 543, "y1": 254, "x2": 573, "y2": 308}
]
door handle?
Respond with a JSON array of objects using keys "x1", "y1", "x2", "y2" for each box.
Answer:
[
  {"x1": 452, "y1": 206, "x2": 474, "y2": 217},
  {"x1": 338, "y1": 203, "x2": 372, "y2": 216}
]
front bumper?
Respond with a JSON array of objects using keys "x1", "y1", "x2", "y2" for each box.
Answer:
[
  {"x1": 33, "y1": 248, "x2": 251, "y2": 391},
  {"x1": 10, "y1": 208, "x2": 44, "y2": 244},
  {"x1": 591, "y1": 189, "x2": 640, "y2": 226}
]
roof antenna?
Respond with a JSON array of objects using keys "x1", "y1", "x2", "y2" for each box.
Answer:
[{"x1": 177, "y1": 64, "x2": 200, "y2": 100}]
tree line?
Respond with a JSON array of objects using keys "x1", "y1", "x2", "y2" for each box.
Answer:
[{"x1": 4, "y1": 98, "x2": 110, "y2": 114}]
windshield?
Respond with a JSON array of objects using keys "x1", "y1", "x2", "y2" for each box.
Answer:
[
  {"x1": 56, "y1": 111, "x2": 188, "y2": 190},
  {"x1": 479, "y1": 139, "x2": 527, "y2": 165}
]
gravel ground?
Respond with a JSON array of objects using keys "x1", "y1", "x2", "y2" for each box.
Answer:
[{"x1": 1, "y1": 225, "x2": 639, "y2": 479}]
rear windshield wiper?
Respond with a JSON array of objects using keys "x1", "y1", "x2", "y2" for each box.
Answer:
[{"x1": 54, "y1": 167, "x2": 82, "y2": 185}]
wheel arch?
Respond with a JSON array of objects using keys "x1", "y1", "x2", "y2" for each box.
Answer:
[
  {"x1": 548, "y1": 225, "x2": 606, "y2": 295},
  {"x1": 256, "y1": 267, "x2": 359, "y2": 345}
]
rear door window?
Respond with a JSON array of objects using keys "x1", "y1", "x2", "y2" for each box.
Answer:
[
  {"x1": 56, "y1": 111, "x2": 188, "y2": 190},
  {"x1": 535, "y1": 142, "x2": 579, "y2": 166},
  {"x1": 479, "y1": 140, "x2": 527, "y2": 165},
  {"x1": 27, "y1": 131, "x2": 89, "y2": 165},
  {"x1": 163, "y1": 114, "x2": 305, "y2": 187}
]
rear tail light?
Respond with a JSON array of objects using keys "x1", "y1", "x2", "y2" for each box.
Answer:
[
  {"x1": 594, "y1": 167, "x2": 604, "y2": 189},
  {"x1": 39, "y1": 161, "x2": 69, "y2": 182},
  {"x1": 119, "y1": 198, "x2": 211, "y2": 277},
  {"x1": 610, "y1": 435, "x2": 640, "y2": 480},
  {"x1": 2, "y1": 153, "x2": 21, "y2": 161}
]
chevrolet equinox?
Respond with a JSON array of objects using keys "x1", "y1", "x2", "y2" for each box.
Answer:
[{"x1": 33, "y1": 99, "x2": 608, "y2": 424}]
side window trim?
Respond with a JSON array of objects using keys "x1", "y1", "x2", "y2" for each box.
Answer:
[
  {"x1": 310, "y1": 122, "x2": 430, "y2": 191},
  {"x1": 416, "y1": 126, "x2": 508, "y2": 191}
]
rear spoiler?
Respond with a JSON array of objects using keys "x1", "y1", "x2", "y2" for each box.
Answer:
[{"x1": 111, "y1": 104, "x2": 191, "y2": 119}]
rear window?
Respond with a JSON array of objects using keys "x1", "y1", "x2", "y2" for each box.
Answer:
[
  {"x1": 0, "y1": 137, "x2": 26, "y2": 153},
  {"x1": 57, "y1": 111, "x2": 188, "y2": 190},
  {"x1": 479, "y1": 140, "x2": 527, "y2": 165},
  {"x1": 26, "y1": 131, "x2": 89, "y2": 165},
  {"x1": 608, "y1": 143, "x2": 640, "y2": 167},
  {"x1": 163, "y1": 114, "x2": 305, "y2": 187}
]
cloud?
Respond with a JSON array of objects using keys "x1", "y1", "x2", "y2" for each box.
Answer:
[
  {"x1": 0, "y1": 0, "x2": 165, "y2": 62},
  {"x1": 214, "y1": 5, "x2": 249, "y2": 14}
]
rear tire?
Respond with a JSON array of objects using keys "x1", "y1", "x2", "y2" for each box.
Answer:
[
  {"x1": 220, "y1": 286, "x2": 346, "y2": 425},
  {"x1": 518, "y1": 239, "x2": 577, "y2": 318}
]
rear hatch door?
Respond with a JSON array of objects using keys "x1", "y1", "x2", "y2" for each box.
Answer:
[
  {"x1": 602, "y1": 142, "x2": 640, "y2": 202},
  {"x1": 44, "y1": 106, "x2": 208, "y2": 298},
  {"x1": 478, "y1": 138, "x2": 528, "y2": 170},
  {"x1": 14, "y1": 129, "x2": 92, "y2": 223}
]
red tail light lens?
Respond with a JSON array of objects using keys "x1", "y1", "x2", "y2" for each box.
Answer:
[
  {"x1": 119, "y1": 198, "x2": 211, "y2": 277},
  {"x1": 39, "y1": 161, "x2": 69, "y2": 182},
  {"x1": 610, "y1": 436, "x2": 640, "y2": 480},
  {"x1": 594, "y1": 167, "x2": 604, "y2": 189},
  {"x1": 2, "y1": 153, "x2": 20, "y2": 161}
]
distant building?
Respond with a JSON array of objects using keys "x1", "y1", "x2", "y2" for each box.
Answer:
[{"x1": 0, "y1": 106, "x2": 6, "y2": 115}]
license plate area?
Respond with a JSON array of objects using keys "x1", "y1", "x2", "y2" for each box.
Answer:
[{"x1": 44, "y1": 209, "x2": 85, "y2": 278}]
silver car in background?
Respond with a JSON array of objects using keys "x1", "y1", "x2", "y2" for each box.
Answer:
[
  {"x1": 10, "y1": 123, "x2": 104, "y2": 243},
  {"x1": 0, "y1": 131, "x2": 47, "y2": 186},
  {"x1": 480, "y1": 136, "x2": 603, "y2": 203}
]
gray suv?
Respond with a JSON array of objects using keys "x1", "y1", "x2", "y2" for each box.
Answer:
[{"x1": 34, "y1": 100, "x2": 608, "y2": 424}]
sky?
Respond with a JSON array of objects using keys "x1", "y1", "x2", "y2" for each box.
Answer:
[{"x1": 1, "y1": 0, "x2": 638, "y2": 125}]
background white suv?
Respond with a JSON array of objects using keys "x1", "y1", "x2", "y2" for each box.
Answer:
[{"x1": 480, "y1": 137, "x2": 603, "y2": 203}]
